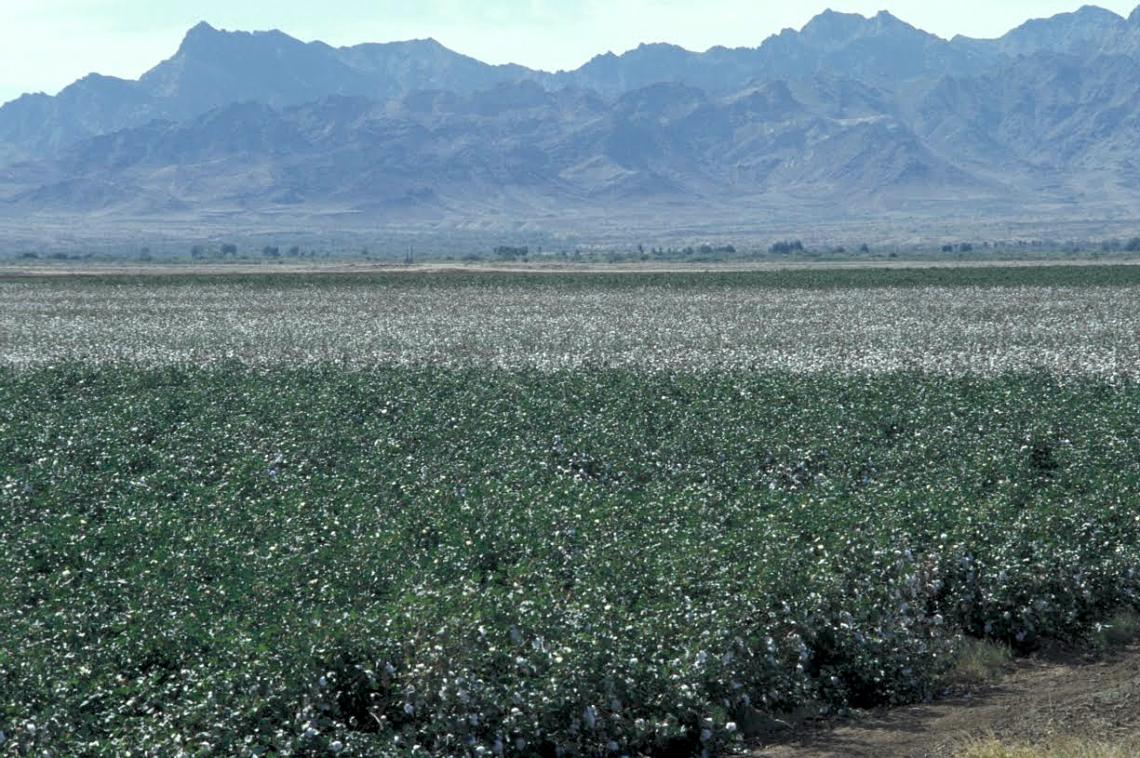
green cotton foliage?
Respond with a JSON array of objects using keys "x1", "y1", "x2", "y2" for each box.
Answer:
[{"x1": 1, "y1": 367, "x2": 1139, "y2": 756}]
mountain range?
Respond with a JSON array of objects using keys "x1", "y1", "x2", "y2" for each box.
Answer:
[{"x1": 3, "y1": 5, "x2": 1140, "y2": 234}]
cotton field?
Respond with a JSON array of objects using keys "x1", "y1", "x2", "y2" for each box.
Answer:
[
  {"x1": 1, "y1": 274, "x2": 1139, "y2": 376},
  {"x1": 2, "y1": 268, "x2": 1140, "y2": 757}
]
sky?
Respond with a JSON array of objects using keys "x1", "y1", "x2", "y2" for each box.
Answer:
[{"x1": 1, "y1": 0, "x2": 1138, "y2": 104}]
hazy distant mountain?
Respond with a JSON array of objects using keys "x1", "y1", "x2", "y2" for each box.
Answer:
[
  {"x1": 985, "y1": 5, "x2": 1140, "y2": 59},
  {"x1": 2, "y1": 5, "x2": 1140, "y2": 225},
  {"x1": 0, "y1": 77, "x2": 1004, "y2": 216},
  {"x1": 0, "y1": 22, "x2": 538, "y2": 164},
  {"x1": 0, "y1": 75, "x2": 158, "y2": 165},
  {"x1": 142, "y1": 23, "x2": 539, "y2": 112}
]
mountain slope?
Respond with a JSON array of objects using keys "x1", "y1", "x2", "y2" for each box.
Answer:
[{"x1": 0, "y1": 78, "x2": 998, "y2": 217}]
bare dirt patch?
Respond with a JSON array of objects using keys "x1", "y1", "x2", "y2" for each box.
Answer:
[{"x1": 749, "y1": 646, "x2": 1140, "y2": 758}]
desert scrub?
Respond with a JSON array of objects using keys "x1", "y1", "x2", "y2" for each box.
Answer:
[
  {"x1": 943, "y1": 639, "x2": 1014, "y2": 688},
  {"x1": 2, "y1": 366, "x2": 1140, "y2": 755},
  {"x1": 1090, "y1": 609, "x2": 1140, "y2": 650}
]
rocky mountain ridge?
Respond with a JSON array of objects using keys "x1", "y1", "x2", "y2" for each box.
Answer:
[{"x1": 2, "y1": 5, "x2": 1139, "y2": 226}]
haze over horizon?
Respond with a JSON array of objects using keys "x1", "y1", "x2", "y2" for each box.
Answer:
[{"x1": 3, "y1": 0, "x2": 1138, "y2": 105}]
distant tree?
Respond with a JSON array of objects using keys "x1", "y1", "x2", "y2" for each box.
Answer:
[
  {"x1": 694, "y1": 244, "x2": 736, "y2": 256},
  {"x1": 262, "y1": 245, "x2": 280, "y2": 258},
  {"x1": 859, "y1": 243, "x2": 871, "y2": 254},
  {"x1": 494, "y1": 245, "x2": 529, "y2": 261},
  {"x1": 941, "y1": 244, "x2": 954, "y2": 253},
  {"x1": 1126, "y1": 237, "x2": 1140, "y2": 252},
  {"x1": 220, "y1": 243, "x2": 238, "y2": 257},
  {"x1": 288, "y1": 246, "x2": 301, "y2": 258},
  {"x1": 959, "y1": 243, "x2": 974, "y2": 253},
  {"x1": 190, "y1": 245, "x2": 206, "y2": 260},
  {"x1": 769, "y1": 240, "x2": 804, "y2": 255}
]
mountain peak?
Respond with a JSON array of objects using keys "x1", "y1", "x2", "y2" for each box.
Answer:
[
  {"x1": 871, "y1": 9, "x2": 919, "y2": 34},
  {"x1": 1130, "y1": 5, "x2": 1140, "y2": 24},
  {"x1": 997, "y1": 4, "x2": 1130, "y2": 56},
  {"x1": 802, "y1": 9, "x2": 869, "y2": 37},
  {"x1": 800, "y1": 9, "x2": 922, "y2": 41},
  {"x1": 636, "y1": 42, "x2": 686, "y2": 52},
  {"x1": 184, "y1": 21, "x2": 220, "y2": 40},
  {"x1": 61, "y1": 73, "x2": 135, "y2": 95},
  {"x1": 1020, "y1": 4, "x2": 1125, "y2": 28},
  {"x1": 1073, "y1": 4, "x2": 1122, "y2": 18},
  {"x1": 177, "y1": 21, "x2": 226, "y2": 54}
]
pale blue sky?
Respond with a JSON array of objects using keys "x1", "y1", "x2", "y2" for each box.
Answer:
[{"x1": 1, "y1": 1, "x2": 1137, "y2": 104}]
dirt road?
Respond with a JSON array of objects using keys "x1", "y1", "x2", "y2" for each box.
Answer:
[
  {"x1": 4, "y1": 257, "x2": 1140, "y2": 279},
  {"x1": 750, "y1": 646, "x2": 1140, "y2": 757}
]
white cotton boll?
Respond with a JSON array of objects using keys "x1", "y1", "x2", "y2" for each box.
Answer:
[{"x1": 583, "y1": 705, "x2": 597, "y2": 730}]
